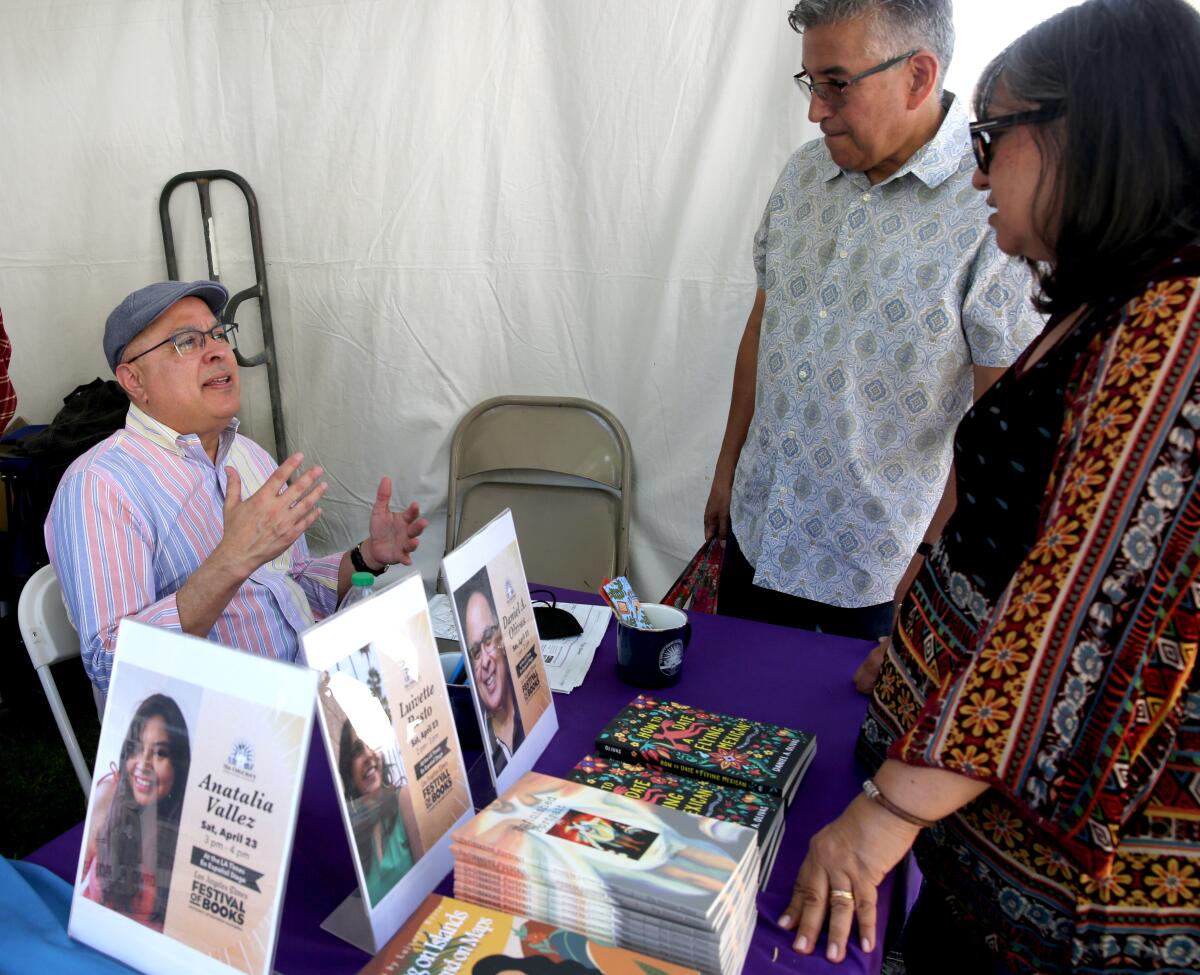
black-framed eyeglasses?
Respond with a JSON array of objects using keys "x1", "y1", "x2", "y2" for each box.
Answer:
[
  {"x1": 969, "y1": 110, "x2": 1061, "y2": 174},
  {"x1": 124, "y1": 322, "x2": 239, "y2": 364},
  {"x1": 793, "y1": 49, "x2": 918, "y2": 106},
  {"x1": 466, "y1": 623, "x2": 502, "y2": 665}
]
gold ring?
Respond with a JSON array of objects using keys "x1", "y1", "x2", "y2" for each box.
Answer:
[{"x1": 830, "y1": 888, "x2": 855, "y2": 901}]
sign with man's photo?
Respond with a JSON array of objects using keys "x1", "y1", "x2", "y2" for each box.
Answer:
[
  {"x1": 69, "y1": 622, "x2": 316, "y2": 975},
  {"x1": 442, "y1": 508, "x2": 557, "y2": 795},
  {"x1": 301, "y1": 570, "x2": 474, "y2": 953}
]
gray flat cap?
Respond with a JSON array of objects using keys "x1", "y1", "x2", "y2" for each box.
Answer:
[{"x1": 104, "y1": 280, "x2": 229, "y2": 372}]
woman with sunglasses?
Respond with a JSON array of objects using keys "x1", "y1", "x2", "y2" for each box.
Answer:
[{"x1": 780, "y1": 1, "x2": 1200, "y2": 971}]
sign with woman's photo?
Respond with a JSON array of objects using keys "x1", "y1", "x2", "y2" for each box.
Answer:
[
  {"x1": 442, "y1": 508, "x2": 557, "y2": 795},
  {"x1": 301, "y1": 570, "x2": 474, "y2": 953},
  {"x1": 69, "y1": 621, "x2": 316, "y2": 975}
]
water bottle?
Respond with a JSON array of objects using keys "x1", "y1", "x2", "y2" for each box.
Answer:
[{"x1": 339, "y1": 571, "x2": 377, "y2": 610}]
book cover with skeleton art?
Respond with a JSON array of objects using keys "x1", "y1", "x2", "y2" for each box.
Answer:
[
  {"x1": 566, "y1": 754, "x2": 781, "y2": 835},
  {"x1": 594, "y1": 696, "x2": 816, "y2": 802},
  {"x1": 566, "y1": 753, "x2": 785, "y2": 890}
]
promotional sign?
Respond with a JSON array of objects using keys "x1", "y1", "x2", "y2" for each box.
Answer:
[
  {"x1": 441, "y1": 509, "x2": 558, "y2": 796},
  {"x1": 301, "y1": 570, "x2": 474, "y2": 953},
  {"x1": 69, "y1": 621, "x2": 316, "y2": 975}
]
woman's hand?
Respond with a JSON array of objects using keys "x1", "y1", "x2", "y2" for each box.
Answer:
[
  {"x1": 778, "y1": 794, "x2": 920, "y2": 962},
  {"x1": 853, "y1": 637, "x2": 889, "y2": 694}
]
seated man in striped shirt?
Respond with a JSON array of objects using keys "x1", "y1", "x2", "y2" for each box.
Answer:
[{"x1": 46, "y1": 280, "x2": 428, "y2": 699}]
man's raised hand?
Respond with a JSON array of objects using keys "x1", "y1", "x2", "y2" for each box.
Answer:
[{"x1": 220, "y1": 453, "x2": 327, "y2": 577}]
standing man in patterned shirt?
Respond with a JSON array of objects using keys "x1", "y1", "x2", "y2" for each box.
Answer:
[
  {"x1": 47, "y1": 280, "x2": 428, "y2": 698},
  {"x1": 704, "y1": 0, "x2": 1042, "y2": 678}
]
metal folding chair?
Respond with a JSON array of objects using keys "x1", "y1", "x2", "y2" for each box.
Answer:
[{"x1": 446, "y1": 396, "x2": 632, "y2": 592}]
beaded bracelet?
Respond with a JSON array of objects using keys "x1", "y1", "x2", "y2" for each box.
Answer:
[
  {"x1": 862, "y1": 778, "x2": 937, "y2": 829},
  {"x1": 350, "y1": 543, "x2": 387, "y2": 577}
]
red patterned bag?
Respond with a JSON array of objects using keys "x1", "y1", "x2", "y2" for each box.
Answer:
[{"x1": 661, "y1": 539, "x2": 723, "y2": 614}]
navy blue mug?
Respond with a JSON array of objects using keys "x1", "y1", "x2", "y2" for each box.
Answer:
[{"x1": 616, "y1": 603, "x2": 691, "y2": 689}]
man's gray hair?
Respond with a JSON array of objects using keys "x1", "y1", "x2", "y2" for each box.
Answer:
[{"x1": 788, "y1": 1, "x2": 955, "y2": 85}]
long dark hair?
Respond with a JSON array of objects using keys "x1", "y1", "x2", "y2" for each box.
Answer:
[
  {"x1": 337, "y1": 718, "x2": 402, "y2": 870},
  {"x1": 473, "y1": 955, "x2": 591, "y2": 975},
  {"x1": 97, "y1": 693, "x2": 191, "y2": 924},
  {"x1": 974, "y1": 0, "x2": 1200, "y2": 317}
]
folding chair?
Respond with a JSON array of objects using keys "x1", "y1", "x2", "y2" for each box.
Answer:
[
  {"x1": 446, "y1": 396, "x2": 632, "y2": 592},
  {"x1": 17, "y1": 564, "x2": 92, "y2": 796}
]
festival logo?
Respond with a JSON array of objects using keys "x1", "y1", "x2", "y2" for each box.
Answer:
[
  {"x1": 659, "y1": 640, "x2": 684, "y2": 676},
  {"x1": 225, "y1": 740, "x2": 255, "y2": 777}
]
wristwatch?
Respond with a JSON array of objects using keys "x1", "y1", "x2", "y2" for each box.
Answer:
[{"x1": 350, "y1": 543, "x2": 387, "y2": 576}]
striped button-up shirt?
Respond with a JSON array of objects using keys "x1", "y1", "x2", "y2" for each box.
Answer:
[{"x1": 46, "y1": 405, "x2": 342, "y2": 690}]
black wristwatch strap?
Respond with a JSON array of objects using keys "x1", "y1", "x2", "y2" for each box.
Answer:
[
  {"x1": 350, "y1": 543, "x2": 387, "y2": 576},
  {"x1": 916, "y1": 541, "x2": 933, "y2": 559}
]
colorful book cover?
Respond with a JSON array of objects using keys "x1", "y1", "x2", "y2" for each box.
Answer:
[
  {"x1": 451, "y1": 772, "x2": 758, "y2": 929},
  {"x1": 593, "y1": 695, "x2": 816, "y2": 801},
  {"x1": 442, "y1": 509, "x2": 558, "y2": 794},
  {"x1": 566, "y1": 754, "x2": 786, "y2": 891},
  {"x1": 69, "y1": 622, "x2": 316, "y2": 975},
  {"x1": 566, "y1": 754, "x2": 781, "y2": 837},
  {"x1": 449, "y1": 866, "x2": 750, "y2": 975},
  {"x1": 449, "y1": 861, "x2": 732, "y2": 950},
  {"x1": 302, "y1": 570, "x2": 475, "y2": 953},
  {"x1": 357, "y1": 894, "x2": 698, "y2": 975}
]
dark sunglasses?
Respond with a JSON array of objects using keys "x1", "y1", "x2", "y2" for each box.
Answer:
[{"x1": 969, "y1": 109, "x2": 1061, "y2": 174}]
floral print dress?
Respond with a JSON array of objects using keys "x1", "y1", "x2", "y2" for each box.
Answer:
[{"x1": 859, "y1": 245, "x2": 1200, "y2": 973}]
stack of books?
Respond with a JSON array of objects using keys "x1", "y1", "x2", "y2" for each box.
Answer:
[
  {"x1": 357, "y1": 893, "x2": 700, "y2": 975},
  {"x1": 584, "y1": 694, "x2": 817, "y2": 887},
  {"x1": 568, "y1": 752, "x2": 786, "y2": 891},
  {"x1": 451, "y1": 771, "x2": 759, "y2": 975}
]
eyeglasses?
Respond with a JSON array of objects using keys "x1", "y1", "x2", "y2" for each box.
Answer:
[
  {"x1": 969, "y1": 110, "x2": 1060, "y2": 174},
  {"x1": 467, "y1": 623, "x2": 502, "y2": 664},
  {"x1": 793, "y1": 50, "x2": 918, "y2": 106},
  {"x1": 123, "y1": 322, "x2": 238, "y2": 364}
]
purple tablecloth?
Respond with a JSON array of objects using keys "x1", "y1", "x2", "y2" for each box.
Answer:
[{"x1": 28, "y1": 590, "x2": 902, "y2": 974}]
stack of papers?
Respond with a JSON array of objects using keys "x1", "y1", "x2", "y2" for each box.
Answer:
[{"x1": 428, "y1": 594, "x2": 609, "y2": 693}]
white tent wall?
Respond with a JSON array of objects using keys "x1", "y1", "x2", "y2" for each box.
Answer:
[
  {"x1": 2, "y1": 0, "x2": 811, "y2": 597},
  {"x1": 1, "y1": 0, "x2": 1079, "y2": 598}
]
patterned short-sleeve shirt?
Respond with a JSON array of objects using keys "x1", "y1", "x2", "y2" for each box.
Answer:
[{"x1": 731, "y1": 94, "x2": 1043, "y2": 607}]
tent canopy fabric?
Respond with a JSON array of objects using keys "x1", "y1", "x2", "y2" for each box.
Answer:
[
  {"x1": 2, "y1": 1, "x2": 1073, "y2": 594},
  {"x1": 3, "y1": 0, "x2": 815, "y2": 595}
]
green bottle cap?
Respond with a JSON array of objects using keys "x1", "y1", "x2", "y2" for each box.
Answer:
[{"x1": 350, "y1": 572, "x2": 376, "y2": 588}]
